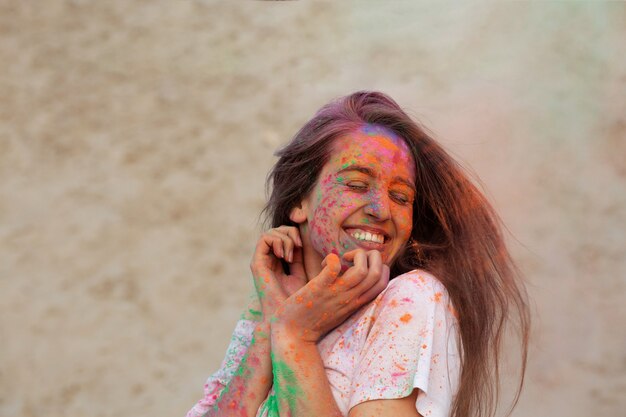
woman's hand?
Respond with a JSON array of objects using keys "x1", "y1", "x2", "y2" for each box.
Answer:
[
  {"x1": 250, "y1": 226, "x2": 307, "y2": 321},
  {"x1": 272, "y1": 249, "x2": 390, "y2": 343}
]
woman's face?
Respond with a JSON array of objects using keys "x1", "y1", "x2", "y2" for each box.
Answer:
[{"x1": 293, "y1": 125, "x2": 416, "y2": 273}]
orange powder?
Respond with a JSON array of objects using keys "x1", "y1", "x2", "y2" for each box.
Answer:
[
  {"x1": 325, "y1": 253, "x2": 340, "y2": 278},
  {"x1": 399, "y1": 313, "x2": 412, "y2": 323}
]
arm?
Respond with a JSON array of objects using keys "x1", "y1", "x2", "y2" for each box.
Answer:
[
  {"x1": 348, "y1": 272, "x2": 459, "y2": 417},
  {"x1": 267, "y1": 250, "x2": 390, "y2": 417},
  {"x1": 268, "y1": 326, "x2": 342, "y2": 417},
  {"x1": 269, "y1": 330, "x2": 423, "y2": 417},
  {"x1": 205, "y1": 319, "x2": 272, "y2": 417},
  {"x1": 348, "y1": 390, "x2": 422, "y2": 417},
  {"x1": 208, "y1": 227, "x2": 307, "y2": 416}
]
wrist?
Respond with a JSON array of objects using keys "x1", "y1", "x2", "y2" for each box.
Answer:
[
  {"x1": 252, "y1": 320, "x2": 271, "y2": 342},
  {"x1": 270, "y1": 318, "x2": 319, "y2": 346}
]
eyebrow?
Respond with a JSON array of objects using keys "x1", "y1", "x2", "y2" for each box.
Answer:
[{"x1": 337, "y1": 165, "x2": 416, "y2": 192}]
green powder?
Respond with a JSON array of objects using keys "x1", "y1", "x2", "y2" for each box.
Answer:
[{"x1": 269, "y1": 351, "x2": 303, "y2": 413}]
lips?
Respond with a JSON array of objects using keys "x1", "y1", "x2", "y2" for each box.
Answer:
[{"x1": 343, "y1": 226, "x2": 391, "y2": 249}]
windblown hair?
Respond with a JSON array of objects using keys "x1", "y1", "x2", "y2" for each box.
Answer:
[{"x1": 262, "y1": 91, "x2": 530, "y2": 417}]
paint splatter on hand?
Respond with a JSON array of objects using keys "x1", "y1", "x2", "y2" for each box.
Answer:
[
  {"x1": 272, "y1": 249, "x2": 389, "y2": 343},
  {"x1": 250, "y1": 226, "x2": 308, "y2": 321}
]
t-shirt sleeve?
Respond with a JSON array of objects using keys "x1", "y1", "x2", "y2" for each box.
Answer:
[
  {"x1": 348, "y1": 271, "x2": 460, "y2": 417},
  {"x1": 186, "y1": 319, "x2": 257, "y2": 417}
]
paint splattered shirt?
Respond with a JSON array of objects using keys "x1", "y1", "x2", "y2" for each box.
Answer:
[{"x1": 187, "y1": 269, "x2": 460, "y2": 417}]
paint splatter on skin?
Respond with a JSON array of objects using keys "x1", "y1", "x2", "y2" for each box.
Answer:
[
  {"x1": 260, "y1": 352, "x2": 304, "y2": 417},
  {"x1": 188, "y1": 264, "x2": 459, "y2": 417},
  {"x1": 298, "y1": 125, "x2": 416, "y2": 274}
]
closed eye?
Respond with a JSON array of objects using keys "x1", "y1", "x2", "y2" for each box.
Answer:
[
  {"x1": 390, "y1": 191, "x2": 411, "y2": 205},
  {"x1": 346, "y1": 181, "x2": 368, "y2": 192}
]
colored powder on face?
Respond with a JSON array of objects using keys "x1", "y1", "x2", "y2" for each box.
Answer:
[{"x1": 399, "y1": 313, "x2": 412, "y2": 323}]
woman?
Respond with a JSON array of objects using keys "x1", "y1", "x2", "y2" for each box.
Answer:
[{"x1": 187, "y1": 91, "x2": 530, "y2": 417}]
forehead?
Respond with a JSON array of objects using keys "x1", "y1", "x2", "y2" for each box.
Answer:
[{"x1": 327, "y1": 125, "x2": 415, "y2": 175}]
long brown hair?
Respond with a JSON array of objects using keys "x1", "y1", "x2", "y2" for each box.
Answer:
[{"x1": 263, "y1": 91, "x2": 530, "y2": 417}]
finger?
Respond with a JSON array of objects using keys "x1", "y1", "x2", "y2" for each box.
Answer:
[
  {"x1": 341, "y1": 250, "x2": 369, "y2": 288},
  {"x1": 268, "y1": 229, "x2": 296, "y2": 262},
  {"x1": 288, "y1": 245, "x2": 306, "y2": 278},
  {"x1": 275, "y1": 226, "x2": 303, "y2": 248},
  {"x1": 355, "y1": 250, "x2": 383, "y2": 292},
  {"x1": 253, "y1": 232, "x2": 275, "y2": 258},
  {"x1": 311, "y1": 253, "x2": 341, "y2": 287},
  {"x1": 250, "y1": 235, "x2": 279, "y2": 275},
  {"x1": 270, "y1": 236, "x2": 285, "y2": 260},
  {"x1": 356, "y1": 263, "x2": 390, "y2": 305},
  {"x1": 342, "y1": 249, "x2": 362, "y2": 262}
]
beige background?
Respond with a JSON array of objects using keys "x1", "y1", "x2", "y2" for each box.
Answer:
[{"x1": 1, "y1": 2, "x2": 625, "y2": 416}]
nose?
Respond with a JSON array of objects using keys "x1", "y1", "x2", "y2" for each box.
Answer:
[{"x1": 363, "y1": 189, "x2": 391, "y2": 221}]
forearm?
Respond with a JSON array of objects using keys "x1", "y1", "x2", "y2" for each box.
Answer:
[
  {"x1": 207, "y1": 321, "x2": 273, "y2": 417},
  {"x1": 269, "y1": 324, "x2": 343, "y2": 417}
]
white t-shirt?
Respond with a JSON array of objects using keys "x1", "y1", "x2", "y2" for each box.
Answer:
[{"x1": 187, "y1": 269, "x2": 460, "y2": 417}]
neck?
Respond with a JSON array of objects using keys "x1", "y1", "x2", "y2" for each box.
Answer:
[{"x1": 301, "y1": 242, "x2": 323, "y2": 282}]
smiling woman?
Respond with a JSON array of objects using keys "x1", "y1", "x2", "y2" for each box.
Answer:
[
  {"x1": 291, "y1": 127, "x2": 416, "y2": 275},
  {"x1": 186, "y1": 91, "x2": 530, "y2": 417}
]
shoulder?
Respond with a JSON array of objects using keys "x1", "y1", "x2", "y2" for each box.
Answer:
[
  {"x1": 369, "y1": 269, "x2": 458, "y2": 328},
  {"x1": 347, "y1": 270, "x2": 461, "y2": 415},
  {"x1": 381, "y1": 269, "x2": 451, "y2": 306}
]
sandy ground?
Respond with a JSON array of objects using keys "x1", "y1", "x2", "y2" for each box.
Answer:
[{"x1": 0, "y1": 2, "x2": 624, "y2": 416}]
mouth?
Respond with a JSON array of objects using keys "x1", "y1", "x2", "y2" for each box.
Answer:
[{"x1": 343, "y1": 227, "x2": 391, "y2": 250}]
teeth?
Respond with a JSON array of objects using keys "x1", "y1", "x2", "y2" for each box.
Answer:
[{"x1": 352, "y1": 230, "x2": 384, "y2": 243}]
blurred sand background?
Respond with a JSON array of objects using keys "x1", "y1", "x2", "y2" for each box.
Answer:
[{"x1": 1, "y1": 1, "x2": 625, "y2": 416}]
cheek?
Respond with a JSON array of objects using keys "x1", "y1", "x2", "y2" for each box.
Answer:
[
  {"x1": 394, "y1": 207, "x2": 414, "y2": 240},
  {"x1": 308, "y1": 191, "x2": 355, "y2": 252}
]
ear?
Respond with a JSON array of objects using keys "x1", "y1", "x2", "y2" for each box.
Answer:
[{"x1": 289, "y1": 200, "x2": 308, "y2": 224}]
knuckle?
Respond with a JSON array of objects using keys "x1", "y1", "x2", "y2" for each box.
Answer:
[
  {"x1": 377, "y1": 277, "x2": 388, "y2": 291},
  {"x1": 353, "y1": 265, "x2": 368, "y2": 277}
]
